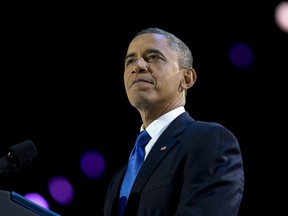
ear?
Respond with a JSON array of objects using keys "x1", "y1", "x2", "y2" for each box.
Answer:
[{"x1": 180, "y1": 68, "x2": 197, "y2": 90}]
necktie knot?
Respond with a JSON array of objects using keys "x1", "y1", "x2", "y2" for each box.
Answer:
[
  {"x1": 130, "y1": 130, "x2": 151, "y2": 159},
  {"x1": 135, "y1": 130, "x2": 151, "y2": 147}
]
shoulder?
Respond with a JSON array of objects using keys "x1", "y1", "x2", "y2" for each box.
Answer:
[
  {"x1": 183, "y1": 116, "x2": 238, "y2": 144},
  {"x1": 174, "y1": 112, "x2": 238, "y2": 143}
]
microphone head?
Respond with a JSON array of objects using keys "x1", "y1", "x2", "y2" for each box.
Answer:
[{"x1": 8, "y1": 140, "x2": 37, "y2": 171}]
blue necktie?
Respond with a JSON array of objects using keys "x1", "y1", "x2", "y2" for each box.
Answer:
[{"x1": 119, "y1": 130, "x2": 151, "y2": 216}]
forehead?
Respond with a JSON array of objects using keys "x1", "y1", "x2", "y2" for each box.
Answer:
[{"x1": 127, "y1": 33, "x2": 171, "y2": 54}]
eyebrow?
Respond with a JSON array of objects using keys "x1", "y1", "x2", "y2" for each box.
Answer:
[{"x1": 124, "y1": 49, "x2": 164, "y2": 62}]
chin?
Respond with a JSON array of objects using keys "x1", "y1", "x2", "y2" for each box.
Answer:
[{"x1": 130, "y1": 96, "x2": 151, "y2": 109}]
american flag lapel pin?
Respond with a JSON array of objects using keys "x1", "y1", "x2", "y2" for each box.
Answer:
[{"x1": 160, "y1": 146, "x2": 167, "y2": 151}]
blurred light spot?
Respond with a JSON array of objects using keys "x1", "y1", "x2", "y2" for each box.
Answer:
[
  {"x1": 275, "y1": 1, "x2": 288, "y2": 33},
  {"x1": 48, "y1": 176, "x2": 74, "y2": 205},
  {"x1": 229, "y1": 42, "x2": 254, "y2": 69},
  {"x1": 80, "y1": 150, "x2": 105, "y2": 179},
  {"x1": 24, "y1": 192, "x2": 49, "y2": 209}
]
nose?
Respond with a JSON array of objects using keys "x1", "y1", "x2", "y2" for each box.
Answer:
[{"x1": 132, "y1": 58, "x2": 148, "y2": 73}]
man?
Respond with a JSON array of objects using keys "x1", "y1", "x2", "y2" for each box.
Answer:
[{"x1": 104, "y1": 27, "x2": 244, "y2": 216}]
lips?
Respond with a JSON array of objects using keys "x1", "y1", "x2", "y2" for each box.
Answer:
[{"x1": 130, "y1": 78, "x2": 153, "y2": 87}]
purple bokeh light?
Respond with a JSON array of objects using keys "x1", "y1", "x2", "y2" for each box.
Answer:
[
  {"x1": 229, "y1": 42, "x2": 254, "y2": 69},
  {"x1": 80, "y1": 150, "x2": 105, "y2": 179},
  {"x1": 48, "y1": 176, "x2": 74, "y2": 205},
  {"x1": 24, "y1": 192, "x2": 49, "y2": 209}
]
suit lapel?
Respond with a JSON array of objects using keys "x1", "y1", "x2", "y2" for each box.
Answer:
[{"x1": 130, "y1": 112, "x2": 194, "y2": 194}]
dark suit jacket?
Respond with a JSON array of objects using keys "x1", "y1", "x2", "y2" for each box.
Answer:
[{"x1": 104, "y1": 112, "x2": 244, "y2": 216}]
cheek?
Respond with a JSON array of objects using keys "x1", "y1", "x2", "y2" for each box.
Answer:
[
  {"x1": 158, "y1": 76, "x2": 180, "y2": 93},
  {"x1": 123, "y1": 73, "x2": 133, "y2": 94},
  {"x1": 123, "y1": 71, "x2": 129, "y2": 85}
]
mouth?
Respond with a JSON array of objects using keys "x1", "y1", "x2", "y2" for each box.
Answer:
[{"x1": 131, "y1": 78, "x2": 153, "y2": 87}]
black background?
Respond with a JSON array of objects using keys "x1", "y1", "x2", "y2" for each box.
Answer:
[{"x1": 0, "y1": 1, "x2": 287, "y2": 215}]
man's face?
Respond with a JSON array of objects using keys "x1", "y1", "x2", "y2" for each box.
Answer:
[{"x1": 124, "y1": 33, "x2": 183, "y2": 112}]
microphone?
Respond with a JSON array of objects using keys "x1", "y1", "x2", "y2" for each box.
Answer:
[{"x1": 0, "y1": 140, "x2": 37, "y2": 175}]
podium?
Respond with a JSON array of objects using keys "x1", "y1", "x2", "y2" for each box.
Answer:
[{"x1": 0, "y1": 190, "x2": 61, "y2": 216}]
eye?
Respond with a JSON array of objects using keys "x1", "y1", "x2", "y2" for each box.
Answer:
[
  {"x1": 125, "y1": 58, "x2": 135, "y2": 66},
  {"x1": 147, "y1": 54, "x2": 159, "y2": 61}
]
